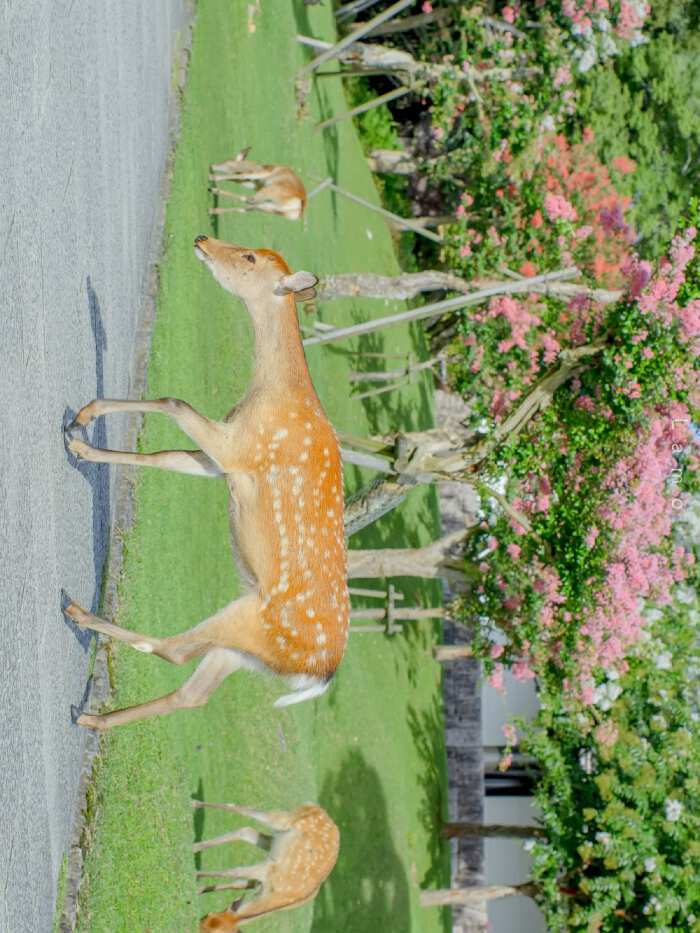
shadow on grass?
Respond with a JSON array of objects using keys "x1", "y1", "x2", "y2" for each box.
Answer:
[
  {"x1": 192, "y1": 777, "x2": 206, "y2": 872},
  {"x1": 406, "y1": 696, "x2": 450, "y2": 889},
  {"x1": 312, "y1": 749, "x2": 411, "y2": 933}
]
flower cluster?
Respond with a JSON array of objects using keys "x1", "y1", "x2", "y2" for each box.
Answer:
[{"x1": 454, "y1": 210, "x2": 700, "y2": 707}]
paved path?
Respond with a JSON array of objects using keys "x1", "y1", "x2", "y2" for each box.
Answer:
[{"x1": 0, "y1": 3, "x2": 187, "y2": 931}]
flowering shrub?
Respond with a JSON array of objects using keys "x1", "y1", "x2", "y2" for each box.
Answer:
[
  {"x1": 453, "y1": 209, "x2": 700, "y2": 706},
  {"x1": 548, "y1": 0, "x2": 650, "y2": 71},
  {"x1": 443, "y1": 128, "x2": 634, "y2": 288},
  {"x1": 518, "y1": 596, "x2": 700, "y2": 931},
  {"x1": 411, "y1": 5, "x2": 580, "y2": 198}
]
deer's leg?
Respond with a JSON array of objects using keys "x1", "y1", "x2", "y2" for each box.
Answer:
[
  {"x1": 66, "y1": 397, "x2": 231, "y2": 470},
  {"x1": 212, "y1": 806, "x2": 296, "y2": 832},
  {"x1": 208, "y1": 186, "x2": 252, "y2": 202},
  {"x1": 197, "y1": 880, "x2": 254, "y2": 894},
  {"x1": 61, "y1": 592, "x2": 262, "y2": 665},
  {"x1": 72, "y1": 646, "x2": 244, "y2": 730},
  {"x1": 196, "y1": 863, "x2": 269, "y2": 883},
  {"x1": 66, "y1": 441, "x2": 223, "y2": 477},
  {"x1": 208, "y1": 206, "x2": 259, "y2": 215},
  {"x1": 194, "y1": 827, "x2": 273, "y2": 853}
]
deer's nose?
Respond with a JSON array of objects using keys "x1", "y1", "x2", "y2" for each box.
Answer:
[{"x1": 195, "y1": 235, "x2": 208, "y2": 244}]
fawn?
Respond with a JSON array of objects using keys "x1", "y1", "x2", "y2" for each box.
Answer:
[
  {"x1": 194, "y1": 801, "x2": 339, "y2": 932},
  {"x1": 63, "y1": 236, "x2": 349, "y2": 729},
  {"x1": 209, "y1": 148, "x2": 307, "y2": 221}
]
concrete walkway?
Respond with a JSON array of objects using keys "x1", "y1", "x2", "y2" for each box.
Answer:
[{"x1": 0, "y1": 3, "x2": 188, "y2": 931}]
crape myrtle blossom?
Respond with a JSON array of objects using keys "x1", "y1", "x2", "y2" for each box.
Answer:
[{"x1": 457, "y1": 218, "x2": 699, "y2": 708}]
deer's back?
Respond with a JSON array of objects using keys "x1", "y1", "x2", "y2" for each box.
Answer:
[{"x1": 224, "y1": 393, "x2": 348, "y2": 677}]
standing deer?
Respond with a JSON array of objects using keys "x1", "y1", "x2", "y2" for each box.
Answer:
[
  {"x1": 194, "y1": 801, "x2": 339, "y2": 932},
  {"x1": 209, "y1": 148, "x2": 307, "y2": 220},
  {"x1": 63, "y1": 235, "x2": 349, "y2": 729}
]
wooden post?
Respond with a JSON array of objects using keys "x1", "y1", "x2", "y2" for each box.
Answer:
[
  {"x1": 306, "y1": 176, "x2": 334, "y2": 200},
  {"x1": 311, "y1": 177, "x2": 448, "y2": 244},
  {"x1": 315, "y1": 87, "x2": 411, "y2": 131},
  {"x1": 340, "y1": 447, "x2": 397, "y2": 474}
]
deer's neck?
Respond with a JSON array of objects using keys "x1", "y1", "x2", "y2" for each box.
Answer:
[{"x1": 248, "y1": 296, "x2": 314, "y2": 394}]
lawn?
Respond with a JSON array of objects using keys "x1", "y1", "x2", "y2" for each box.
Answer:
[{"x1": 74, "y1": 4, "x2": 450, "y2": 932}]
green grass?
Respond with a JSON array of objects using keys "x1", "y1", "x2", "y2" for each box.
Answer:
[{"x1": 75, "y1": 4, "x2": 450, "y2": 933}]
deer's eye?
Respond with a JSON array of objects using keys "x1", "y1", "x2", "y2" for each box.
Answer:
[{"x1": 245, "y1": 253, "x2": 256, "y2": 263}]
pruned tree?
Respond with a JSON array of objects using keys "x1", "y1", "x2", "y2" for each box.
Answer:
[{"x1": 344, "y1": 338, "x2": 610, "y2": 489}]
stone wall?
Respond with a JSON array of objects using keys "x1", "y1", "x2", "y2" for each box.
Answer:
[{"x1": 435, "y1": 391, "x2": 487, "y2": 933}]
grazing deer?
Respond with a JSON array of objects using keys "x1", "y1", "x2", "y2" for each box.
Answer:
[
  {"x1": 194, "y1": 801, "x2": 339, "y2": 932},
  {"x1": 209, "y1": 148, "x2": 307, "y2": 221},
  {"x1": 63, "y1": 235, "x2": 349, "y2": 729}
]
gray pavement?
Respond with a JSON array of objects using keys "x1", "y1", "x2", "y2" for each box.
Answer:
[{"x1": 0, "y1": 3, "x2": 188, "y2": 931}]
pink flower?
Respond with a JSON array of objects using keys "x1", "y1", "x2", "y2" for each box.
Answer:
[
  {"x1": 594, "y1": 721, "x2": 619, "y2": 747},
  {"x1": 543, "y1": 193, "x2": 578, "y2": 222},
  {"x1": 502, "y1": 5, "x2": 516, "y2": 24},
  {"x1": 490, "y1": 643, "x2": 505, "y2": 659},
  {"x1": 499, "y1": 752, "x2": 514, "y2": 771},
  {"x1": 512, "y1": 659, "x2": 536, "y2": 682},
  {"x1": 502, "y1": 722, "x2": 518, "y2": 745},
  {"x1": 421, "y1": 1, "x2": 433, "y2": 12},
  {"x1": 507, "y1": 543, "x2": 521, "y2": 559},
  {"x1": 488, "y1": 664, "x2": 506, "y2": 693}
]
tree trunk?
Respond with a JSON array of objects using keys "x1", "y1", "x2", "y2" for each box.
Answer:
[
  {"x1": 433, "y1": 644, "x2": 475, "y2": 661},
  {"x1": 346, "y1": 528, "x2": 480, "y2": 589},
  {"x1": 441, "y1": 822, "x2": 545, "y2": 839},
  {"x1": 319, "y1": 269, "x2": 473, "y2": 301},
  {"x1": 343, "y1": 479, "x2": 409, "y2": 537},
  {"x1": 390, "y1": 337, "x2": 610, "y2": 482},
  {"x1": 319, "y1": 268, "x2": 621, "y2": 304},
  {"x1": 420, "y1": 884, "x2": 539, "y2": 907},
  {"x1": 366, "y1": 148, "x2": 421, "y2": 175}
]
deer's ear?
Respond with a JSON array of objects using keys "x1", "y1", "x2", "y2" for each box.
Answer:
[
  {"x1": 275, "y1": 271, "x2": 318, "y2": 300},
  {"x1": 292, "y1": 286, "x2": 317, "y2": 302}
]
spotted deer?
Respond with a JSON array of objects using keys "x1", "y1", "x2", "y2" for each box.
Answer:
[
  {"x1": 63, "y1": 235, "x2": 349, "y2": 729},
  {"x1": 194, "y1": 801, "x2": 339, "y2": 932},
  {"x1": 209, "y1": 148, "x2": 307, "y2": 220}
]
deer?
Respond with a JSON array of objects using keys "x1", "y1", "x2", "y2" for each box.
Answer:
[
  {"x1": 193, "y1": 801, "x2": 339, "y2": 932},
  {"x1": 62, "y1": 235, "x2": 349, "y2": 729},
  {"x1": 209, "y1": 148, "x2": 307, "y2": 221}
]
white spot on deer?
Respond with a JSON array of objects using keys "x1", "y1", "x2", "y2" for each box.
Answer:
[
  {"x1": 316, "y1": 632, "x2": 327, "y2": 645},
  {"x1": 299, "y1": 450, "x2": 309, "y2": 463},
  {"x1": 306, "y1": 607, "x2": 316, "y2": 619},
  {"x1": 273, "y1": 428, "x2": 288, "y2": 442}
]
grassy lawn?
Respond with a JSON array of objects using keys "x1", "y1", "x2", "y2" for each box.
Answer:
[{"x1": 75, "y1": 4, "x2": 450, "y2": 932}]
